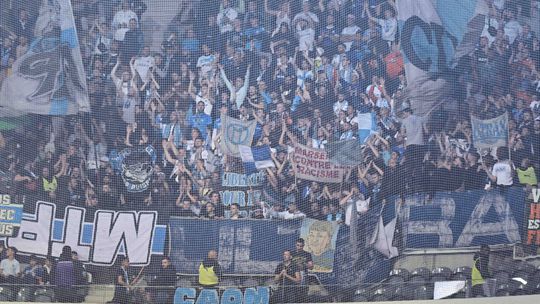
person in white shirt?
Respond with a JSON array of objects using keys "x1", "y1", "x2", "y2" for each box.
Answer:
[
  {"x1": 133, "y1": 46, "x2": 155, "y2": 83},
  {"x1": 112, "y1": 1, "x2": 138, "y2": 30},
  {"x1": 485, "y1": 147, "x2": 514, "y2": 187},
  {"x1": 333, "y1": 93, "x2": 349, "y2": 116},
  {"x1": 268, "y1": 202, "x2": 306, "y2": 219},
  {"x1": 340, "y1": 14, "x2": 361, "y2": 51},
  {"x1": 0, "y1": 247, "x2": 20, "y2": 283},
  {"x1": 217, "y1": 0, "x2": 238, "y2": 34},
  {"x1": 197, "y1": 44, "x2": 216, "y2": 79},
  {"x1": 503, "y1": 9, "x2": 522, "y2": 45},
  {"x1": 293, "y1": 2, "x2": 319, "y2": 32},
  {"x1": 296, "y1": 20, "x2": 316, "y2": 51},
  {"x1": 366, "y1": 4, "x2": 397, "y2": 45}
]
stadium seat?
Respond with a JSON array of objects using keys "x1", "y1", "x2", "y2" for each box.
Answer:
[
  {"x1": 410, "y1": 267, "x2": 431, "y2": 281},
  {"x1": 431, "y1": 267, "x2": 452, "y2": 282},
  {"x1": 534, "y1": 283, "x2": 540, "y2": 295},
  {"x1": 495, "y1": 284, "x2": 510, "y2": 297},
  {"x1": 388, "y1": 268, "x2": 410, "y2": 283},
  {"x1": 370, "y1": 287, "x2": 390, "y2": 302},
  {"x1": 352, "y1": 287, "x2": 369, "y2": 302},
  {"x1": 511, "y1": 282, "x2": 529, "y2": 296},
  {"x1": 33, "y1": 288, "x2": 55, "y2": 302},
  {"x1": 412, "y1": 285, "x2": 433, "y2": 300},
  {"x1": 0, "y1": 286, "x2": 13, "y2": 301},
  {"x1": 390, "y1": 284, "x2": 407, "y2": 301},
  {"x1": 451, "y1": 281, "x2": 471, "y2": 298},
  {"x1": 17, "y1": 287, "x2": 32, "y2": 302},
  {"x1": 453, "y1": 266, "x2": 471, "y2": 279},
  {"x1": 493, "y1": 270, "x2": 510, "y2": 285}
]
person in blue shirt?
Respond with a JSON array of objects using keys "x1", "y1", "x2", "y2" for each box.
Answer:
[{"x1": 188, "y1": 101, "x2": 212, "y2": 139}]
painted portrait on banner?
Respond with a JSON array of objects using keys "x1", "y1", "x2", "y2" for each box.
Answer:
[{"x1": 300, "y1": 219, "x2": 339, "y2": 273}]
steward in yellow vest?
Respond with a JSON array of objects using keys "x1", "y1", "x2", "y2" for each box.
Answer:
[
  {"x1": 198, "y1": 250, "x2": 222, "y2": 287},
  {"x1": 472, "y1": 245, "x2": 490, "y2": 297}
]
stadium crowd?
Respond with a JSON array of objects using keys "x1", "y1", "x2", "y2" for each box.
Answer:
[
  {"x1": 0, "y1": 0, "x2": 539, "y2": 222},
  {"x1": 0, "y1": 0, "x2": 538, "y2": 303}
]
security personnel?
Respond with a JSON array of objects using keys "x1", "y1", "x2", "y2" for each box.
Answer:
[{"x1": 198, "y1": 250, "x2": 222, "y2": 287}]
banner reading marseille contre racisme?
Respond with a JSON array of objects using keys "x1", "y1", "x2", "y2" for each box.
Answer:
[{"x1": 291, "y1": 144, "x2": 344, "y2": 183}]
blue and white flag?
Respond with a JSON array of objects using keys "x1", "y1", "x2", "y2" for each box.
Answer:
[
  {"x1": 239, "y1": 145, "x2": 274, "y2": 174},
  {"x1": 220, "y1": 115, "x2": 257, "y2": 157},
  {"x1": 471, "y1": 113, "x2": 508, "y2": 150},
  {"x1": 0, "y1": 0, "x2": 90, "y2": 116},
  {"x1": 357, "y1": 112, "x2": 377, "y2": 144},
  {"x1": 369, "y1": 202, "x2": 399, "y2": 259},
  {"x1": 397, "y1": 0, "x2": 488, "y2": 116}
]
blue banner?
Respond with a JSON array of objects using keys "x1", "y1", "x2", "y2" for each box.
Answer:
[
  {"x1": 388, "y1": 188, "x2": 526, "y2": 249},
  {"x1": 168, "y1": 217, "x2": 387, "y2": 286}
]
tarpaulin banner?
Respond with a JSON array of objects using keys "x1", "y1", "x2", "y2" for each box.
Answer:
[
  {"x1": 387, "y1": 187, "x2": 526, "y2": 249},
  {"x1": 3, "y1": 201, "x2": 166, "y2": 266},
  {"x1": 291, "y1": 144, "x2": 344, "y2": 183},
  {"x1": 471, "y1": 113, "x2": 508, "y2": 150},
  {"x1": 299, "y1": 219, "x2": 340, "y2": 273}
]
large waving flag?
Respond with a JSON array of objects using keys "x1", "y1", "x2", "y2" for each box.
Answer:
[
  {"x1": 239, "y1": 145, "x2": 274, "y2": 175},
  {"x1": 369, "y1": 201, "x2": 399, "y2": 259},
  {"x1": 0, "y1": 0, "x2": 90, "y2": 116},
  {"x1": 397, "y1": 0, "x2": 488, "y2": 116}
]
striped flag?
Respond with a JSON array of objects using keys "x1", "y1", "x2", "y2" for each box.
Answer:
[
  {"x1": 357, "y1": 112, "x2": 378, "y2": 144},
  {"x1": 238, "y1": 145, "x2": 274, "y2": 175}
]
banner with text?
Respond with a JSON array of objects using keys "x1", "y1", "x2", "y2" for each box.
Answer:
[
  {"x1": 525, "y1": 188, "x2": 540, "y2": 246},
  {"x1": 389, "y1": 188, "x2": 526, "y2": 249},
  {"x1": 291, "y1": 144, "x2": 344, "y2": 183},
  {"x1": 2, "y1": 201, "x2": 166, "y2": 266},
  {"x1": 471, "y1": 113, "x2": 508, "y2": 150},
  {"x1": 220, "y1": 172, "x2": 265, "y2": 217}
]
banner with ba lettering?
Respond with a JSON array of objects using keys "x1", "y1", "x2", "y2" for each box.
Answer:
[
  {"x1": 0, "y1": 0, "x2": 89, "y2": 116},
  {"x1": 220, "y1": 115, "x2": 256, "y2": 157},
  {"x1": 471, "y1": 113, "x2": 508, "y2": 150},
  {"x1": 2, "y1": 201, "x2": 166, "y2": 266},
  {"x1": 387, "y1": 187, "x2": 526, "y2": 249},
  {"x1": 291, "y1": 143, "x2": 344, "y2": 183},
  {"x1": 397, "y1": 0, "x2": 488, "y2": 116}
]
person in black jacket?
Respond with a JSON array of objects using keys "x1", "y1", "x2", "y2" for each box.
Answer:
[{"x1": 148, "y1": 256, "x2": 177, "y2": 304}]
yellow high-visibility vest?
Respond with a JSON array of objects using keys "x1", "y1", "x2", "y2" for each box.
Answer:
[
  {"x1": 43, "y1": 177, "x2": 57, "y2": 192},
  {"x1": 471, "y1": 258, "x2": 485, "y2": 287},
  {"x1": 198, "y1": 263, "x2": 218, "y2": 286},
  {"x1": 517, "y1": 167, "x2": 537, "y2": 186}
]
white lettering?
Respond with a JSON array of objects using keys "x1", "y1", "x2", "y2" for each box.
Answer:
[
  {"x1": 456, "y1": 192, "x2": 520, "y2": 247},
  {"x1": 533, "y1": 189, "x2": 540, "y2": 203},
  {"x1": 51, "y1": 207, "x2": 92, "y2": 261},
  {"x1": 7, "y1": 202, "x2": 53, "y2": 255},
  {"x1": 92, "y1": 211, "x2": 157, "y2": 265}
]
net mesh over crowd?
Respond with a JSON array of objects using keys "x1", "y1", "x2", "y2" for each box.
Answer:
[{"x1": 0, "y1": 0, "x2": 539, "y2": 303}]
